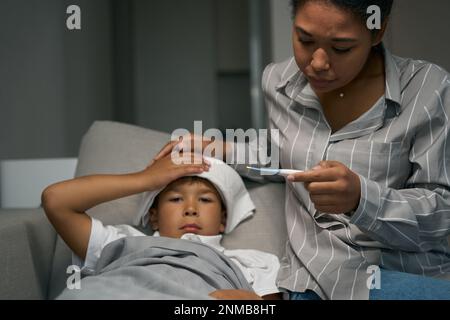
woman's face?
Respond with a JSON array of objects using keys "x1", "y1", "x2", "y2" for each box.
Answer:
[{"x1": 292, "y1": 1, "x2": 381, "y2": 93}]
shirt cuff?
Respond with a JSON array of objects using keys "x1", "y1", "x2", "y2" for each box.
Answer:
[{"x1": 350, "y1": 174, "x2": 383, "y2": 232}]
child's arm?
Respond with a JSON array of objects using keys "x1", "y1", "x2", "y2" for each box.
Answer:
[{"x1": 41, "y1": 154, "x2": 209, "y2": 260}]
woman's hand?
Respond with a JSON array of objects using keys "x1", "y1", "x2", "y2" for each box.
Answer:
[
  {"x1": 209, "y1": 289, "x2": 263, "y2": 300},
  {"x1": 153, "y1": 133, "x2": 231, "y2": 162},
  {"x1": 287, "y1": 161, "x2": 361, "y2": 214},
  {"x1": 139, "y1": 153, "x2": 210, "y2": 191}
]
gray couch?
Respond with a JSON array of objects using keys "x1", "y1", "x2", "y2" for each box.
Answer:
[{"x1": 0, "y1": 121, "x2": 288, "y2": 300}]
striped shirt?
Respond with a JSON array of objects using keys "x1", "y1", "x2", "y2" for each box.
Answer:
[{"x1": 236, "y1": 44, "x2": 450, "y2": 300}]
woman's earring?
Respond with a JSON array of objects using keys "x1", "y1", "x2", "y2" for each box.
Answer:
[{"x1": 339, "y1": 93, "x2": 345, "y2": 98}]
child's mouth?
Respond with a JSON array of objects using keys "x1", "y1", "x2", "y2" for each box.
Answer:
[{"x1": 180, "y1": 224, "x2": 201, "y2": 232}]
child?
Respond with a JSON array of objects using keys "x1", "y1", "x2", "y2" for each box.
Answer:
[{"x1": 42, "y1": 153, "x2": 281, "y2": 300}]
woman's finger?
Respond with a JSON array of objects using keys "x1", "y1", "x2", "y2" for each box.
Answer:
[
  {"x1": 306, "y1": 181, "x2": 345, "y2": 195},
  {"x1": 310, "y1": 194, "x2": 337, "y2": 206},
  {"x1": 287, "y1": 167, "x2": 337, "y2": 183}
]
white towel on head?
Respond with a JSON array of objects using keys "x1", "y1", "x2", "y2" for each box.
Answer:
[{"x1": 136, "y1": 157, "x2": 255, "y2": 234}]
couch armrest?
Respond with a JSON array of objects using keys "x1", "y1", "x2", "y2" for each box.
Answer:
[{"x1": 0, "y1": 208, "x2": 56, "y2": 299}]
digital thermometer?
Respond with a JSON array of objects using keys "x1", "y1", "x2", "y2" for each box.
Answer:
[{"x1": 246, "y1": 166, "x2": 304, "y2": 177}]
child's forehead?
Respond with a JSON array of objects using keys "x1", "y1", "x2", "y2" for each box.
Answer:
[{"x1": 163, "y1": 177, "x2": 218, "y2": 193}]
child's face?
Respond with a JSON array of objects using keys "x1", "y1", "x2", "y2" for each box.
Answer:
[{"x1": 149, "y1": 178, "x2": 226, "y2": 238}]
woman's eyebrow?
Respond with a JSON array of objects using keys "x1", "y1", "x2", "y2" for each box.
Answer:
[{"x1": 295, "y1": 26, "x2": 357, "y2": 42}]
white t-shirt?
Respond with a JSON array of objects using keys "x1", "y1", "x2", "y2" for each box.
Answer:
[{"x1": 73, "y1": 217, "x2": 281, "y2": 297}]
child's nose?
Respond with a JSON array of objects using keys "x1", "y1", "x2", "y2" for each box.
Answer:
[{"x1": 183, "y1": 205, "x2": 198, "y2": 217}]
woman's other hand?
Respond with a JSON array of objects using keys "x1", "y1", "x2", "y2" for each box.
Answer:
[{"x1": 287, "y1": 161, "x2": 361, "y2": 214}]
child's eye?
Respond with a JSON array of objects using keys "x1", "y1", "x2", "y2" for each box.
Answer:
[
  {"x1": 199, "y1": 197, "x2": 213, "y2": 203},
  {"x1": 169, "y1": 197, "x2": 182, "y2": 202}
]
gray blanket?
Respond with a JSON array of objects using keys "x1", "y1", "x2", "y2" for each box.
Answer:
[{"x1": 57, "y1": 236, "x2": 253, "y2": 300}]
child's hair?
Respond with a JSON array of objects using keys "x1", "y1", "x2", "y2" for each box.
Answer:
[{"x1": 150, "y1": 176, "x2": 226, "y2": 212}]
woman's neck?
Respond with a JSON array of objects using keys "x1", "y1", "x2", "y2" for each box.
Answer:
[{"x1": 317, "y1": 48, "x2": 386, "y2": 133}]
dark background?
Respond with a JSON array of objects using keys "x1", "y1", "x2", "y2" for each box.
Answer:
[{"x1": 1, "y1": 0, "x2": 449, "y2": 160}]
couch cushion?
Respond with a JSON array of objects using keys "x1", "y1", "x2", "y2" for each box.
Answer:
[
  {"x1": 0, "y1": 209, "x2": 56, "y2": 299},
  {"x1": 222, "y1": 181, "x2": 287, "y2": 257}
]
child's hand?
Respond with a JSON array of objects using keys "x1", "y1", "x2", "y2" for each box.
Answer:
[{"x1": 140, "y1": 153, "x2": 210, "y2": 191}]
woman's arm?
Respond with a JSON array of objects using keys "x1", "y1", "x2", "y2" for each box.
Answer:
[
  {"x1": 290, "y1": 82, "x2": 450, "y2": 252},
  {"x1": 349, "y1": 86, "x2": 450, "y2": 252},
  {"x1": 153, "y1": 131, "x2": 282, "y2": 184},
  {"x1": 42, "y1": 154, "x2": 209, "y2": 260}
]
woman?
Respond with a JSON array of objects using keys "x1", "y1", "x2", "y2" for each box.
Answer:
[{"x1": 156, "y1": 0, "x2": 450, "y2": 299}]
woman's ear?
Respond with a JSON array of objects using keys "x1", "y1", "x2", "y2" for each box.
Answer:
[
  {"x1": 149, "y1": 208, "x2": 159, "y2": 231},
  {"x1": 372, "y1": 19, "x2": 389, "y2": 47}
]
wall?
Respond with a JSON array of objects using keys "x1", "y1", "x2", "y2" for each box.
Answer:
[
  {"x1": 4, "y1": 0, "x2": 446, "y2": 161},
  {"x1": 270, "y1": 0, "x2": 292, "y2": 63},
  {"x1": 386, "y1": 0, "x2": 450, "y2": 71},
  {"x1": 0, "y1": 0, "x2": 114, "y2": 160},
  {"x1": 0, "y1": 0, "x2": 66, "y2": 159},
  {"x1": 0, "y1": 0, "x2": 255, "y2": 160},
  {"x1": 132, "y1": 0, "x2": 218, "y2": 133},
  {"x1": 62, "y1": 0, "x2": 114, "y2": 156}
]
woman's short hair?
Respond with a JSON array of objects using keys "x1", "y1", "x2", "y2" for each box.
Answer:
[{"x1": 290, "y1": 0, "x2": 394, "y2": 28}]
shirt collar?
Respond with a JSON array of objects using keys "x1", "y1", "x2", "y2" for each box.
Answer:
[
  {"x1": 274, "y1": 57, "x2": 302, "y2": 94},
  {"x1": 152, "y1": 231, "x2": 225, "y2": 252},
  {"x1": 180, "y1": 233, "x2": 225, "y2": 252},
  {"x1": 381, "y1": 44, "x2": 402, "y2": 115}
]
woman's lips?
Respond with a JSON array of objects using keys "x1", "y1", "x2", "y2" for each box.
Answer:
[{"x1": 309, "y1": 77, "x2": 334, "y2": 88}]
